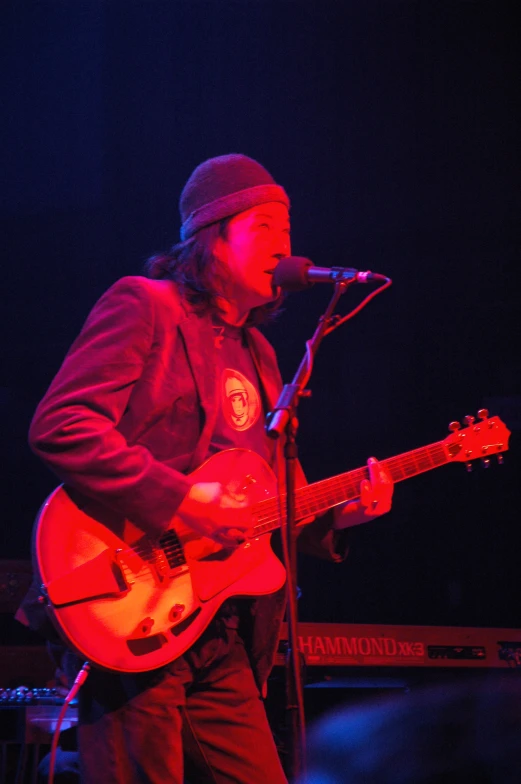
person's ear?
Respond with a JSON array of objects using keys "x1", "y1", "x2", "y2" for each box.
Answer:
[{"x1": 213, "y1": 235, "x2": 228, "y2": 263}]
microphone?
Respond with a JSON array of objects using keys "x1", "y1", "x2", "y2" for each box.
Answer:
[{"x1": 272, "y1": 256, "x2": 388, "y2": 291}]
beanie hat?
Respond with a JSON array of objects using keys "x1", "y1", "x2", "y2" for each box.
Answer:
[{"x1": 179, "y1": 153, "x2": 290, "y2": 240}]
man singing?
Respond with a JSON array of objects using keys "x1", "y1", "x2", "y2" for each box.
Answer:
[{"x1": 20, "y1": 154, "x2": 393, "y2": 782}]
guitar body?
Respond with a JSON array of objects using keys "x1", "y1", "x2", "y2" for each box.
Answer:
[
  {"x1": 32, "y1": 412, "x2": 510, "y2": 673},
  {"x1": 33, "y1": 449, "x2": 286, "y2": 672}
]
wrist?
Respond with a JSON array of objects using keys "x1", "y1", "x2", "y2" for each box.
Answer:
[{"x1": 333, "y1": 501, "x2": 367, "y2": 530}]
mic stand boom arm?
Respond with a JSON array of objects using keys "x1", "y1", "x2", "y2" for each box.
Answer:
[{"x1": 265, "y1": 280, "x2": 351, "y2": 781}]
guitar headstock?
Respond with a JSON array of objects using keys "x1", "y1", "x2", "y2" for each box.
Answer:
[{"x1": 443, "y1": 409, "x2": 510, "y2": 468}]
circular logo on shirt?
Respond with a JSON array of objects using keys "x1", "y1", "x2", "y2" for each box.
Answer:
[{"x1": 221, "y1": 368, "x2": 261, "y2": 432}]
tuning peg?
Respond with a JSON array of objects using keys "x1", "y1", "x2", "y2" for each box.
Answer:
[
  {"x1": 464, "y1": 415, "x2": 475, "y2": 426},
  {"x1": 477, "y1": 408, "x2": 489, "y2": 420},
  {"x1": 482, "y1": 458, "x2": 490, "y2": 468},
  {"x1": 449, "y1": 421, "x2": 461, "y2": 432},
  {"x1": 465, "y1": 462, "x2": 473, "y2": 472},
  {"x1": 497, "y1": 455, "x2": 504, "y2": 465}
]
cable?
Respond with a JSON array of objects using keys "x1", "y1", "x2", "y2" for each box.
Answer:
[
  {"x1": 47, "y1": 662, "x2": 90, "y2": 784},
  {"x1": 324, "y1": 277, "x2": 393, "y2": 335}
]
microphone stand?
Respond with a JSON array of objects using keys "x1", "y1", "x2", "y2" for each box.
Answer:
[{"x1": 265, "y1": 281, "x2": 351, "y2": 782}]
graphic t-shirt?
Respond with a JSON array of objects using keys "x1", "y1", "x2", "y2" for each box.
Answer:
[
  {"x1": 207, "y1": 316, "x2": 275, "y2": 628},
  {"x1": 206, "y1": 317, "x2": 273, "y2": 467}
]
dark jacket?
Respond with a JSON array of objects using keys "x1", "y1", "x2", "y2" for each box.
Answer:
[{"x1": 18, "y1": 276, "x2": 345, "y2": 690}]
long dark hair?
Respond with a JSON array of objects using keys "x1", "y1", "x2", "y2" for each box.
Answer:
[{"x1": 144, "y1": 220, "x2": 283, "y2": 325}]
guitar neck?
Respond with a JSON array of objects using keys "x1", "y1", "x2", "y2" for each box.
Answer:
[{"x1": 252, "y1": 440, "x2": 449, "y2": 535}]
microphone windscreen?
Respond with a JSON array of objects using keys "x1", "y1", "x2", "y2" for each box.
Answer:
[{"x1": 272, "y1": 257, "x2": 314, "y2": 291}]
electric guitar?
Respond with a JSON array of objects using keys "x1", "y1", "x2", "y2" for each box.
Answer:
[{"x1": 33, "y1": 410, "x2": 510, "y2": 672}]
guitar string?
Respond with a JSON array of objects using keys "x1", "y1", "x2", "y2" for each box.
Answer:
[
  {"x1": 79, "y1": 426, "x2": 503, "y2": 586},
  {"x1": 133, "y1": 445, "x2": 449, "y2": 553},
  {"x1": 106, "y1": 442, "x2": 451, "y2": 580},
  {"x1": 250, "y1": 444, "x2": 449, "y2": 532}
]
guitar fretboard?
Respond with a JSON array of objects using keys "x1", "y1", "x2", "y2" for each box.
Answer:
[{"x1": 252, "y1": 441, "x2": 449, "y2": 535}]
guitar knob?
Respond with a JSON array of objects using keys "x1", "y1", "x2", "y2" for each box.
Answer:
[
  {"x1": 169, "y1": 604, "x2": 185, "y2": 621},
  {"x1": 497, "y1": 455, "x2": 504, "y2": 465},
  {"x1": 465, "y1": 462, "x2": 473, "y2": 472},
  {"x1": 464, "y1": 415, "x2": 475, "y2": 426},
  {"x1": 482, "y1": 458, "x2": 490, "y2": 468},
  {"x1": 449, "y1": 421, "x2": 461, "y2": 432},
  {"x1": 141, "y1": 618, "x2": 154, "y2": 634},
  {"x1": 140, "y1": 617, "x2": 154, "y2": 635},
  {"x1": 477, "y1": 408, "x2": 489, "y2": 420}
]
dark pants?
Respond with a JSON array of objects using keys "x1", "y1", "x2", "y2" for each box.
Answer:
[{"x1": 78, "y1": 621, "x2": 287, "y2": 784}]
